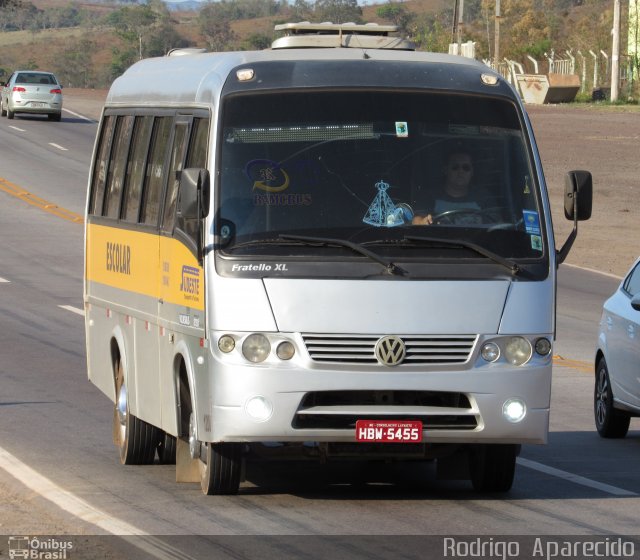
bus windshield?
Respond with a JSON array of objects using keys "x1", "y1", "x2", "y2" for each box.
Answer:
[{"x1": 218, "y1": 90, "x2": 544, "y2": 263}]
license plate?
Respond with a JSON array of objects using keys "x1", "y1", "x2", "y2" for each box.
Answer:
[
  {"x1": 355, "y1": 420, "x2": 423, "y2": 443},
  {"x1": 30, "y1": 102, "x2": 45, "y2": 108}
]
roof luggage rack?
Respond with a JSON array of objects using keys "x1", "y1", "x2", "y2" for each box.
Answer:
[{"x1": 271, "y1": 22, "x2": 415, "y2": 51}]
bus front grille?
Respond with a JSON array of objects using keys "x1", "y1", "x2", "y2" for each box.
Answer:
[
  {"x1": 301, "y1": 334, "x2": 477, "y2": 365},
  {"x1": 292, "y1": 390, "x2": 478, "y2": 431}
]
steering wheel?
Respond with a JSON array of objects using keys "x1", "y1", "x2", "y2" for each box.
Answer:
[{"x1": 431, "y1": 208, "x2": 501, "y2": 225}]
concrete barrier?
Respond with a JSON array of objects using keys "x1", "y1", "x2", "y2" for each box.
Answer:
[{"x1": 516, "y1": 73, "x2": 581, "y2": 104}]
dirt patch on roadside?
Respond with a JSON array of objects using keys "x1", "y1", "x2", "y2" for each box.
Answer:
[{"x1": 527, "y1": 104, "x2": 640, "y2": 277}]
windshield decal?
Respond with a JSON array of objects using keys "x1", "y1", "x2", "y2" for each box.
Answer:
[
  {"x1": 523, "y1": 210, "x2": 541, "y2": 235},
  {"x1": 363, "y1": 180, "x2": 413, "y2": 227}
]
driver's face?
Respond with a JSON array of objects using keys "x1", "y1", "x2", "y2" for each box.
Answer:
[{"x1": 446, "y1": 153, "x2": 473, "y2": 191}]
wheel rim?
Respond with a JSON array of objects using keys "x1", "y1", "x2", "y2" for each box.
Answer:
[
  {"x1": 188, "y1": 412, "x2": 201, "y2": 460},
  {"x1": 595, "y1": 367, "x2": 608, "y2": 427},
  {"x1": 116, "y1": 378, "x2": 128, "y2": 443}
]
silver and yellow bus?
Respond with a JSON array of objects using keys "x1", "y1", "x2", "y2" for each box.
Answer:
[{"x1": 84, "y1": 23, "x2": 592, "y2": 495}]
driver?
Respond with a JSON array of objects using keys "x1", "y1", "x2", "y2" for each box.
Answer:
[{"x1": 412, "y1": 150, "x2": 485, "y2": 225}]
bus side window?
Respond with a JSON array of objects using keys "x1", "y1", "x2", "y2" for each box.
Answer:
[
  {"x1": 121, "y1": 116, "x2": 153, "y2": 223},
  {"x1": 90, "y1": 115, "x2": 115, "y2": 215},
  {"x1": 103, "y1": 115, "x2": 133, "y2": 219},
  {"x1": 140, "y1": 116, "x2": 173, "y2": 226}
]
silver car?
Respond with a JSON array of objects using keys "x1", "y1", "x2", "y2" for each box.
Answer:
[
  {"x1": 595, "y1": 256, "x2": 640, "y2": 437},
  {"x1": 0, "y1": 70, "x2": 63, "y2": 121}
]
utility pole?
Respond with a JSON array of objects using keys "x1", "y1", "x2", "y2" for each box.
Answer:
[
  {"x1": 452, "y1": 0, "x2": 465, "y2": 52},
  {"x1": 611, "y1": 0, "x2": 621, "y2": 101},
  {"x1": 495, "y1": 0, "x2": 501, "y2": 66}
]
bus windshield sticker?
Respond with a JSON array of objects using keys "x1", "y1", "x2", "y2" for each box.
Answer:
[
  {"x1": 363, "y1": 180, "x2": 407, "y2": 227},
  {"x1": 395, "y1": 121, "x2": 408, "y2": 138},
  {"x1": 531, "y1": 235, "x2": 543, "y2": 251},
  {"x1": 523, "y1": 210, "x2": 541, "y2": 235}
]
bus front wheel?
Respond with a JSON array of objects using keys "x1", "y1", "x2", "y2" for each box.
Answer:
[
  {"x1": 189, "y1": 410, "x2": 241, "y2": 495},
  {"x1": 468, "y1": 444, "x2": 517, "y2": 492},
  {"x1": 199, "y1": 441, "x2": 242, "y2": 495}
]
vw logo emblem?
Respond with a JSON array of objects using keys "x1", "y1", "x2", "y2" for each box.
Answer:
[{"x1": 374, "y1": 336, "x2": 406, "y2": 366}]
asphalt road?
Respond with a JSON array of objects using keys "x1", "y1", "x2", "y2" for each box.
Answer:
[{"x1": 0, "y1": 105, "x2": 638, "y2": 560}]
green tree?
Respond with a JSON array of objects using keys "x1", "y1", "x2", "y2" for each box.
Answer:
[
  {"x1": 376, "y1": 2, "x2": 415, "y2": 35},
  {"x1": 55, "y1": 37, "x2": 96, "y2": 88},
  {"x1": 291, "y1": 0, "x2": 312, "y2": 20},
  {"x1": 412, "y1": 12, "x2": 450, "y2": 53},
  {"x1": 199, "y1": 3, "x2": 238, "y2": 51},
  {"x1": 313, "y1": 0, "x2": 362, "y2": 24},
  {"x1": 106, "y1": 4, "x2": 159, "y2": 60},
  {"x1": 244, "y1": 32, "x2": 273, "y2": 50}
]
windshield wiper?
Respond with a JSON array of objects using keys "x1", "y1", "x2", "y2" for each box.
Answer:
[
  {"x1": 404, "y1": 234, "x2": 520, "y2": 274},
  {"x1": 279, "y1": 234, "x2": 406, "y2": 276}
]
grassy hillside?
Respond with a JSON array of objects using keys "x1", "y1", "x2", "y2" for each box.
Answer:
[{"x1": 0, "y1": 0, "x2": 626, "y2": 93}]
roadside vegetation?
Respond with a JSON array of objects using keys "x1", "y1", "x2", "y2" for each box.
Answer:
[{"x1": 0, "y1": 0, "x2": 638, "y2": 101}]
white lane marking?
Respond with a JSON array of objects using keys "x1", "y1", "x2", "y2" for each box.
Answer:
[
  {"x1": 561, "y1": 262, "x2": 623, "y2": 280},
  {"x1": 9, "y1": 125, "x2": 26, "y2": 132},
  {"x1": 0, "y1": 445, "x2": 196, "y2": 560},
  {"x1": 0, "y1": 276, "x2": 10, "y2": 283},
  {"x1": 518, "y1": 457, "x2": 637, "y2": 496},
  {"x1": 62, "y1": 107, "x2": 95, "y2": 122},
  {"x1": 49, "y1": 142, "x2": 68, "y2": 151},
  {"x1": 59, "y1": 304, "x2": 85, "y2": 316}
]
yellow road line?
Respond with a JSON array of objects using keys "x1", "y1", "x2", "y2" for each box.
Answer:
[
  {"x1": 553, "y1": 354, "x2": 592, "y2": 374},
  {"x1": 0, "y1": 176, "x2": 84, "y2": 224}
]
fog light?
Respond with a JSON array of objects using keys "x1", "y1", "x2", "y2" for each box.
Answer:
[
  {"x1": 276, "y1": 341, "x2": 295, "y2": 360},
  {"x1": 481, "y1": 342, "x2": 500, "y2": 362},
  {"x1": 503, "y1": 398, "x2": 526, "y2": 423},
  {"x1": 535, "y1": 337, "x2": 552, "y2": 356},
  {"x1": 242, "y1": 333, "x2": 270, "y2": 363},
  {"x1": 246, "y1": 396, "x2": 273, "y2": 421},
  {"x1": 218, "y1": 335, "x2": 235, "y2": 353}
]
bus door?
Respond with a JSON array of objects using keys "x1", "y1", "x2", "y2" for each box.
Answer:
[
  {"x1": 131, "y1": 115, "x2": 174, "y2": 428},
  {"x1": 158, "y1": 115, "x2": 209, "y2": 435}
]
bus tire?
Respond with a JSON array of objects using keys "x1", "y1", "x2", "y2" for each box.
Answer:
[
  {"x1": 199, "y1": 441, "x2": 242, "y2": 495},
  {"x1": 468, "y1": 444, "x2": 517, "y2": 492},
  {"x1": 157, "y1": 432, "x2": 177, "y2": 464},
  {"x1": 113, "y1": 360, "x2": 159, "y2": 465}
]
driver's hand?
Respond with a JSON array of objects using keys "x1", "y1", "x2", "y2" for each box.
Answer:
[{"x1": 412, "y1": 214, "x2": 433, "y2": 225}]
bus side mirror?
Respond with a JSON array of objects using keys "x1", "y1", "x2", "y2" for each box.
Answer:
[
  {"x1": 177, "y1": 168, "x2": 210, "y2": 265},
  {"x1": 557, "y1": 170, "x2": 592, "y2": 266},
  {"x1": 178, "y1": 168, "x2": 210, "y2": 220},
  {"x1": 564, "y1": 170, "x2": 592, "y2": 221}
]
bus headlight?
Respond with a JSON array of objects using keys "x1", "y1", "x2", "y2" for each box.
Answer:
[
  {"x1": 481, "y1": 342, "x2": 500, "y2": 362},
  {"x1": 218, "y1": 335, "x2": 235, "y2": 353},
  {"x1": 535, "y1": 337, "x2": 552, "y2": 356},
  {"x1": 242, "y1": 333, "x2": 271, "y2": 363},
  {"x1": 503, "y1": 398, "x2": 527, "y2": 423},
  {"x1": 276, "y1": 341, "x2": 295, "y2": 360},
  {"x1": 503, "y1": 337, "x2": 532, "y2": 366}
]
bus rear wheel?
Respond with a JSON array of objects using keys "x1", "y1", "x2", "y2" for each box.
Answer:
[
  {"x1": 468, "y1": 444, "x2": 517, "y2": 492},
  {"x1": 113, "y1": 360, "x2": 159, "y2": 465}
]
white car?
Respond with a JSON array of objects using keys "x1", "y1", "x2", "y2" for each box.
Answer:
[
  {"x1": 0, "y1": 70, "x2": 63, "y2": 121},
  {"x1": 595, "y1": 256, "x2": 640, "y2": 437}
]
